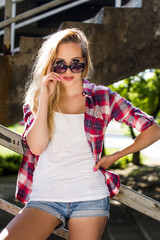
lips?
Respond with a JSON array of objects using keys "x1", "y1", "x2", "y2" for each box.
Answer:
[{"x1": 63, "y1": 76, "x2": 74, "y2": 81}]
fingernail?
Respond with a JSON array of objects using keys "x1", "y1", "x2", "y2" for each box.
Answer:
[
  {"x1": 58, "y1": 78, "x2": 61, "y2": 81},
  {"x1": 93, "y1": 167, "x2": 97, "y2": 172}
]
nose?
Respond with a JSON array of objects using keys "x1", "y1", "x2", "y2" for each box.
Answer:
[{"x1": 65, "y1": 66, "x2": 72, "y2": 74}]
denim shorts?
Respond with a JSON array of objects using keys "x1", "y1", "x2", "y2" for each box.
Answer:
[{"x1": 26, "y1": 197, "x2": 110, "y2": 230}]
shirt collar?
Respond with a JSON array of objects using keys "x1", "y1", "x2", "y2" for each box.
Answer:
[{"x1": 82, "y1": 79, "x2": 93, "y2": 97}]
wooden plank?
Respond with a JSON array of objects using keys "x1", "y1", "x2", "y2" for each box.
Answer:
[
  {"x1": 113, "y1": 184, "x2": 160, "y2": 221},
  {"x1": 1, "y1": 124, "x2": 160, "y2": 222},
  {"x1": 0, "y1": 124, "x2": 23, "y2": 155},
  {"x1": 0, "y1": 198, "x2": 21, "y2": 215},
  {"x1": 0, "y1": 198, "x2": 69, "y2": 239}
]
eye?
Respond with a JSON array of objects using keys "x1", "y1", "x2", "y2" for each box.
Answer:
[
  {"x1": 55, "y1": 60, "x2": 64, "y2": 65},
  {"x1": 72, "y1": 59, "x2": 80, "y2": 64}
]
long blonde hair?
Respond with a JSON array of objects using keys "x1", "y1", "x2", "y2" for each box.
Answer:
[{"x1": 25, "y1": 28, "x2": 92, "y2": 139}]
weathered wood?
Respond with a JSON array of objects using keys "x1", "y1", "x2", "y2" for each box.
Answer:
[
  {"x1": 0, "y1": 198, "x2": 69, "y2": 239},
  {"x1": 0, "y1": 124, "x2": 160, "y2": 223},
  {"x1": 0, "y1": 198, "x2": 21, "y2": 215},
  {"x1": 113, "y1": 184, "x2": 160, "y2": 221},
  {"x1": 0, "y1": 124, "x2": 23, "y2": 155}
]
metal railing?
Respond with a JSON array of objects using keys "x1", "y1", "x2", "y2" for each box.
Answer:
[
  {"x1": 115, "y1": 0, "x2": 122, "y2": 7},
  {"x1": 0, "y1": 0, "x2": 142, "y2": 53},
  {"x1": 0, "y1": 0, "x2": 91, "y2": 53}
]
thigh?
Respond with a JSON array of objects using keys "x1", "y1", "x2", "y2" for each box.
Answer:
[
  {"x1": 0, "y1": 207, "x2": 62, "y2": 240},
  {"x1": 68, "y1": 216, "x2": 107, "y2": 240}
]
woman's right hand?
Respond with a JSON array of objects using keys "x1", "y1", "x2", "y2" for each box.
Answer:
[
  {"x1": 26, "y1": 62, "x2": 63, "y2": 155},
  {"x1": 40, "y1": 62, "x2": 63, "y2": 99}
]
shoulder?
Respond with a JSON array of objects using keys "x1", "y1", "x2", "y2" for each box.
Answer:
[
  {"x1": 83, "y1": 79, "x2": 113, "y2": 96},
  {"x1": 83, "y1": 79, "x2": 121, "y2": 108}
]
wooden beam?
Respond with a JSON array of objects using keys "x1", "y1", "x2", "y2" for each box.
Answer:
[
  {"x1": 0, "y1": 198, "x2": 21, "y2": 215},
  {"x1": 0, "y1": 124, "x2": 23, "y2": 155},
  {"x1": 113, "y1": 184, "x2": 160, "y2": 221}
]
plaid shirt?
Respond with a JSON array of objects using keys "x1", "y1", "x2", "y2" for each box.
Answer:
[{"x1": 16, "y1": 79, "x2": 154, "y2": 204}]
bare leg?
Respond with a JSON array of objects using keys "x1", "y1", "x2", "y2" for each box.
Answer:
[
  {"x1": 0, "y1": 207, "x2": 62, "y2": 240},
  {"x1": 68, "y1": 216, "x2": 107, "y2": 240}
]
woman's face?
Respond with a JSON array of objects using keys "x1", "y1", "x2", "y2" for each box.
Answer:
[{"x1": 53, "y1": 42, "x2": 85, "y2": 88}]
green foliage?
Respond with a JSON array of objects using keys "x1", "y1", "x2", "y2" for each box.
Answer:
[
  {"x1": 0, "y1": 154, "x2": 22, "y2": 176},
  {"x1": 110, "y1": 69, "x2": 160, "y2": 124},
  {"x1": 0, "y1": 123, "x2": 24, "y2": 176},
  {"x1": 109, "y1": 69, "x2": 160, "y2": 165},
  {"x1": 109, "y1": 157, "x2": 131, "y2": 169},
  {"x1": 104, "y1": 147, "x2": 132, "y2": 169},
  {"x1": 8, "y1": 123, "x2": 24, "y2": 134}
]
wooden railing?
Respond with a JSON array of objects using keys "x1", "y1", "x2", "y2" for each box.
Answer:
[{"x1": 0, "y1": 124, "x2": 160, "y2": 239}]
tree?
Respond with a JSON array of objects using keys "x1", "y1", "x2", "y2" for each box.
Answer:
[{"x1": 109, "y1": 69, "x2": 160, "y2": 165}]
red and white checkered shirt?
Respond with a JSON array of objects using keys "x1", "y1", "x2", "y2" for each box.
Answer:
[{"x1": 16, "y1": 79, "x2": 154, "y2": 204}]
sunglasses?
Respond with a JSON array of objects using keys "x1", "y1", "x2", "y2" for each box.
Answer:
[{"x1": 53, "y1": 61, "x2": 85, "y2": 74}]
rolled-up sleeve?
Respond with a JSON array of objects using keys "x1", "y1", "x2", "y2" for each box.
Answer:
[
  {"x1": 109, "y1": 88, "x2": 155, "y2": 132},
  {"x1": 22, "y1": 104, "x2": 35, "y2": 141}
]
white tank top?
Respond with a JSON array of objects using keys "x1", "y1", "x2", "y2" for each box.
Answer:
[{"x1": 30, "y1": 112, "x2": 109, "y2": 202}]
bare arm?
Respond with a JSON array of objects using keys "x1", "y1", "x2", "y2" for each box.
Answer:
[
  {"x1": 26, "y1": 64, "x2": 62, "y2": 155},
  {"x1": 26, "y1": 96, "x2": 49, "y2": 156},
  {"x1": 94, "y1": 123, "x2": 160, "y2": 171}
]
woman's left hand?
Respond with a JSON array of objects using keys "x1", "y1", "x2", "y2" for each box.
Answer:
[{"x1": 93, "y1": 152, "x2": 120, "y2": 171}]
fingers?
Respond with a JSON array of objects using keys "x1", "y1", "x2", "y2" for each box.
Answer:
[
  {"x1": 93, "y1": 160, "x2": 103, "y2": 172},
  {"x1": 93, "y1": 167, "x2": 98, "y2": 172},
  {"x1": 46, "y1": 61, "x2": 63, "y2": 81},
  {"x1": 40, "y1": 72, "x2": 63, "y2": 98},
  {"x1": 93, "y1": 153, "x2": 119, "y2": 172},
  {"x1": 42, "y1": 72, "x2": 63, "y2": 84},
  {"x1": 93, "y1": 155, "x2": 110, "y2": 171},
  {"x1": 40, "y1": 64, "x2": 64, "y2": 98}
]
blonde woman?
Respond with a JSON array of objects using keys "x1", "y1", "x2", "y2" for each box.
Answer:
[{"x1": 1, "y1": 28, "x2": 160, "y2": 240}]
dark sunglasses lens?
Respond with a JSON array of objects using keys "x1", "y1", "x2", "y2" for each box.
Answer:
[
  {"x1": 54, "y1": 64, "x2": 66, "y2": 73},
  {"x1": 71, "y1": 63, "x2": 84, "y2": 73}
]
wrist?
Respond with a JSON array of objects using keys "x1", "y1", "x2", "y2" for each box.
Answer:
[
  {"x1": 111, "y1": 150, "x2": 123, "y2": 161},
  {"x1": 39, "y1": 92, "x2": 49, "y2": 105}
]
